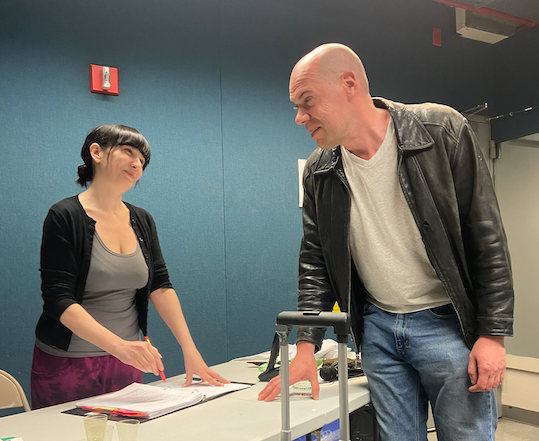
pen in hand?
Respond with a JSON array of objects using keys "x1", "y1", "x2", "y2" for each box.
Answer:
[{"x1": 144, "y1": 335, "x2": 166, "y2": 382}]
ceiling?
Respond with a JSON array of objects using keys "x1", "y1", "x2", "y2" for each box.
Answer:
[
  {"x1": 456, "y1": 0, "x2": 539, "y2": 22},
  {"x1": 431, "y1": 0, "x2": 539, "y2": 24}
]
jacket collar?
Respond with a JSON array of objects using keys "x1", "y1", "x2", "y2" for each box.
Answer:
[{"x1": 315, "y1": 97, "x2": 434, "y2": 174}]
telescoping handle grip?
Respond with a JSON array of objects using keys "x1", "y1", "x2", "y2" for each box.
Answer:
[
  {"x1": 276, "y1": 311, "x2": 350, "y2": 336},
  {"x1": 275, "y1": 310, "x2": 351, "y2": 441}
]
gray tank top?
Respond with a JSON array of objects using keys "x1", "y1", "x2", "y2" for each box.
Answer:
[{"x1": 37, "y1": 231, "x2": 149, "y2": 357}]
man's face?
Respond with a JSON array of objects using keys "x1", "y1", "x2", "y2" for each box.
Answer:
[{"x1": 289, "y1": 64, "x2": 348, "y2": 150}]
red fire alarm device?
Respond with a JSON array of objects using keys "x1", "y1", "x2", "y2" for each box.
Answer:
[
  {"x1": 433, "y1": 28, "x2": 442, "y2": 47},
  {"x1": 90, "y1": 64, "x2": 119, "y2": 95}
]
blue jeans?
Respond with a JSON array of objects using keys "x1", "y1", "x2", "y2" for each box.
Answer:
[{"x1": 360, "y1": 303, "x2": 497, "y2": 441}]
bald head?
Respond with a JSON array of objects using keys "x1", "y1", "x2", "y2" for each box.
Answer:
[
  {"x1": 290, "y1": 43, "x2": 369, "y2": 95},
  {"x1": 289, "y1": 43, "x2": 387, "y2": 153}
]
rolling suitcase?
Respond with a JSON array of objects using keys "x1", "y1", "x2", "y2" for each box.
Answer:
[{"x1": 275, "y1": 311, "x2": 352, "y2": 441}]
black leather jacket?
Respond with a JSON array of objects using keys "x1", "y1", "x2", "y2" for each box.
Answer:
[{"x1": 297, "y1": 98, "x2": 514, "y2": 351}]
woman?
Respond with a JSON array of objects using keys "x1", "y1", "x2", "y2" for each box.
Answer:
[{"x1": 31, "y1": 124, "x2": 227, "y2": 409}]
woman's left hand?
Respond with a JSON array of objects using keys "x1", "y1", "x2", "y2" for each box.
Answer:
[
  {"x1": 183, "y1": 348, "x2": 230, "y2": 387},
  {"x1": 150, "y1": 288, "x2": 231, "y2": 387}
]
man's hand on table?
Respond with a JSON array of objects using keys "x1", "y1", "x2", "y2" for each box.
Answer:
[{"x1": 257, "y1": 341, "x2": 319, "y2": 402}]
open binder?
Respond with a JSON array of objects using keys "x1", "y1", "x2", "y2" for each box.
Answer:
[
  {"x1": 67, "y1": 380, "x2": 251, "y2": 421},
  {"x1": 76, "y1": 383, "x2": 202, "y2": 419}
]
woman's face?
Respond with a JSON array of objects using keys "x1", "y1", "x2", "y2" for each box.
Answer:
[{"x1": 94, "y1": 144, "x2": 146, "y2": 190}]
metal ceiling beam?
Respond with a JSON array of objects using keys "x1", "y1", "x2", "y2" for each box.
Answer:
[{"x1": 430, "y1": 0, "x2": 538, "y2": 29}]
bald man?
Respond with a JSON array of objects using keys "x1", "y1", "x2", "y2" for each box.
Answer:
[{"x1": 258, "y1": 44, "x2": 513, "y2": 441}]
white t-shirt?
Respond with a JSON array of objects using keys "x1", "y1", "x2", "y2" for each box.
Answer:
[{"x1": 340, "y1": 120, "x2": 450, "y2": 313}]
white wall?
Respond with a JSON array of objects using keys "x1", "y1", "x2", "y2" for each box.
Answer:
[
  {"x1": 495, "y1": 136, "x2": 539, "y2": 414},
  {"x1": 503, "y1": 355, "x2": 539, "y2": 413}
]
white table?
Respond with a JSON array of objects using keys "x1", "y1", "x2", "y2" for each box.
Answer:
[{"x1": 0, "y1": 360, "x2": 370, "y2": 441}]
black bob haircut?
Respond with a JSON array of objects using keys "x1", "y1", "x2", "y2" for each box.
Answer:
[{"x1": 77, "y1": 124, "x2": 151, "y2": 187}]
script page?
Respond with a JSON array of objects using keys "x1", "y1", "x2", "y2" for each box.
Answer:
[
  {"x1": 76, "y1": 383, "x2": 202, "y2": 417},
  {"x1": 156, "y1": 379, "x2": 251, "y2": 400}
]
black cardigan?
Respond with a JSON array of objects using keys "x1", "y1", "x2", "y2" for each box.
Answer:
[{"x1": 35, "y1": 196, "x2": 173, "y2": 350}]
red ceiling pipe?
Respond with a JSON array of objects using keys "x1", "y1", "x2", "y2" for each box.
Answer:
[{"x1": 430, "y1": 0, "x2": 538, "y2": 29}]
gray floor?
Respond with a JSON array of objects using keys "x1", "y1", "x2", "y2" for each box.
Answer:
[{"x1": 426, "y1": 418, "x2": 539, "y2": 441}]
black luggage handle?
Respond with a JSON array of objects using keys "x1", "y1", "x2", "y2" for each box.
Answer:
[
  {"x1": 276, "y1": 311, "x2": 350, "y2": 336},
  {"x1": 258, "y1": 311, "x2": 351, "y2": 382}
]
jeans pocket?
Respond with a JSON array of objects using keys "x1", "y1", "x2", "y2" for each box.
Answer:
[
  {"x1": 363, "y1": 301, "x2": 375, "y2": 315},
  {"x1": 428, "y1": 303, "x2": 455, "y2": 318}
]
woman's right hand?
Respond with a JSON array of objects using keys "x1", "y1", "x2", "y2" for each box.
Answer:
[
  {"x1": 59, "y1": 304, "x2": 165, "y2": 376},
  {"x1": 110, "y1": 340, "x2": 165, "y2": 376}
]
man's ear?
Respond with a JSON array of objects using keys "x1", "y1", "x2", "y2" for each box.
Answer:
[
  {"x1": 341, "y1": 70, "x2": 358, "y2": 95},
  {"x1": 89, "y1": 142, "x2": 103, "y2": 163}
]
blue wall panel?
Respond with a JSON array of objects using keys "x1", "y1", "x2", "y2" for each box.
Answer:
[{"x1": 0, "y1": 0, "x2": 228, "y2": 395}]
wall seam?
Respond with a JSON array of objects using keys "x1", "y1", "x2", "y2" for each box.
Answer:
[{"x1": 217, "y1": 0, "x2": 230, "y2": 362}]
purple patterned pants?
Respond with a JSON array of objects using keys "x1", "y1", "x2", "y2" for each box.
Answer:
[{"x1": 31, "y1": 345, "x2": 143, "y2": 409}]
